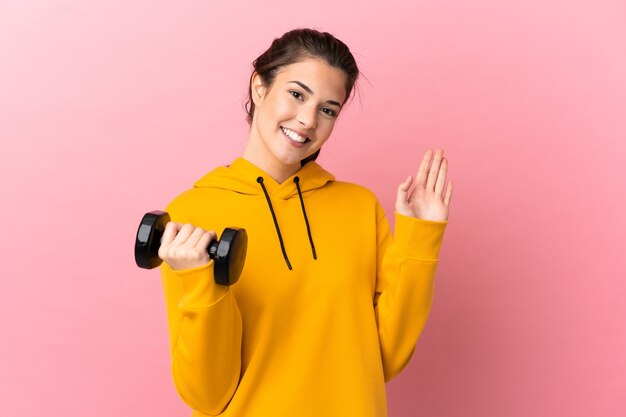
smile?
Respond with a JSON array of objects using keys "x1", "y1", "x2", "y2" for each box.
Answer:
[{"x1": 281, "y1": 126, "x2": 310, "y2": 143}]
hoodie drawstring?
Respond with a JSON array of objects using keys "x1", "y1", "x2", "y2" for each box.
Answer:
[
  {"x1": 257, "y1": 177, "x2": 292, "y2": 270},
  {"x1": 256, "y1": 176, "x2": 318, "y2": 270},
  {"x1": 294, "y1": 176, "x2": 317, "y2": 260}
]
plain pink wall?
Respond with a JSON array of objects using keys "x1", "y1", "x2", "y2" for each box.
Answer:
[{"x1": 1, "y1": 1, "x2": 625, "y2": 416}]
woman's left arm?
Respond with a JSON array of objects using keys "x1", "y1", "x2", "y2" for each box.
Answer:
[{"x1": 374, "y1": 149, "x2": 453, "y2": 381}]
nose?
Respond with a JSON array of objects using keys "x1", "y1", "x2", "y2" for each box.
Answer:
[{"x1": 297, "y1": 105, "x2": 317, "y2": 130}]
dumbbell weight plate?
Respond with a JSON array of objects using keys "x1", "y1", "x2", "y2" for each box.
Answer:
[
  {"x1": 135, "y1": 210, "x2": 169, "y2": 270},
  {"x1": 213, "y1": 227, "x2": 247, "y2": 286}
]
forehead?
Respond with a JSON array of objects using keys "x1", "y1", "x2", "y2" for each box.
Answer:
[{"x1": 275, "y1": 58, "x2": 347, "y2": 103}]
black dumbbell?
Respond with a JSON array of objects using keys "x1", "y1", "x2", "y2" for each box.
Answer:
[{"x1": 134, "y1": 210, "x2": 247, "y2": 286}]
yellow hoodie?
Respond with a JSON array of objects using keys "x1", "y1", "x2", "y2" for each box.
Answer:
[{"x1": 160, "y1": 157, "x2": 448, "y2": 417}]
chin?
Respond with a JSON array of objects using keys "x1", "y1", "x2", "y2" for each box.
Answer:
[{"x1": 281, "y1": 155, "x2": 306, "y2": 167}]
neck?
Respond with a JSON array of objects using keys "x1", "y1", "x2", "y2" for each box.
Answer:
[{"x1": 242, "y1": 135, "x2": 301, "y2": 185}]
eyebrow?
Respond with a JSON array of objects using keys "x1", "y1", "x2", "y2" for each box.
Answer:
[{"x1": 287, "y1": 81, "x2": 342, "y2": 108}]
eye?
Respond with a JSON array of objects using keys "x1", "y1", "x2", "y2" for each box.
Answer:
[
  {"x1": 321, "y1": 107, "x2": 337, "y2": 117},
  {"x1": 289, "y1": 90, "x2": 303, "y2": 100}
]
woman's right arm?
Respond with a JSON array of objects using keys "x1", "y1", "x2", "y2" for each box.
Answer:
[{"x1": 159, "y1": 205, "x2": 242, "y2": 415}]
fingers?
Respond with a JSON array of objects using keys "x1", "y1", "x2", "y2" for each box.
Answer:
[
  {"x1": 415, "y1": 150, "x2": 432, "y2": 188},
  {"x1": 395, "y1": 175, "x2": 415, "y2": 216},
  {"x1": 444, "y1": 180, "x2": 453, "y2": 207},
  {"x1": 397, "y1": 175, "x2": 413, "y2": 204},
  {"x1": 182, "y1": 225, "x2": 208, "y2": 249},
  {"x1": 426, "y1": 149, "x2": 444, "y2": 190},
  {"x1": 158, "y1": 221, "x2": 217, "y2": 270},
  {"x1": 197, "y1": 230, "x2": 216, "y2": 251},
  {"x1": 172, "y1": 223, "x2": 196, "y2": 247},
  {"x1": 161, "y1": 221, "x2": 182, "y2": 246},
  {"x1": 434, "y1": 157, "x2": 448, "y2": 196}
]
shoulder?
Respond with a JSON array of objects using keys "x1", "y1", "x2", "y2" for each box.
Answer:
[
  {"x1": 327, "y1": 180, "x2": 377, "y2": 200},
  {"x1": 327, "y1": 180, "x2": 388, "y2": 221},
  {"x1": 325, "y1": 180, "x2": 383, "y2": 215},
  {"x1": 163, "y1": 187, "x2": 207, "y2": 223}
]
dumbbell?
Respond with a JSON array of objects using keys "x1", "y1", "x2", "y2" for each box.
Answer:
[{"x1": 134, "y1": 210, "x2": 247, "y2": 286}]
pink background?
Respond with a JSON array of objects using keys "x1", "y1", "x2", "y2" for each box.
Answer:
[{"x1": 1, "y1": 0, "x2": 625, "y2": 416}]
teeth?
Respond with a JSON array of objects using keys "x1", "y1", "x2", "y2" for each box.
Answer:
[{"x1": 281, "y1": 127, "x2": 307, "y2": 143}]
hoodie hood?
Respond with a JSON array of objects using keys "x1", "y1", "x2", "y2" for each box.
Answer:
[
  {"x1": 194, "y1": 157, "x2": 335, "y2": 200},
  {"x1": 193, "y1": 157, "x2": 335, "y2": 270}
]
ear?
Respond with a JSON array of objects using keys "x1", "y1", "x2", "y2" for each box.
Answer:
[{"x1": 251, "y1": 71, "x2": 267, "y2": 107}]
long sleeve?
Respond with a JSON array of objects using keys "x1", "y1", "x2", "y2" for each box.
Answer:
[
  {"x1": 159, "y1": 204, "x2": 243, "y2": 415},
  {"x1": 374, "y1": 208, "x2": 448, "y2": 382}
]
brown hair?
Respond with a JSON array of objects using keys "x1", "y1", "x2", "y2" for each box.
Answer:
[{"x1": 243, "y1": 28, "x2": 360, "y2": 166}]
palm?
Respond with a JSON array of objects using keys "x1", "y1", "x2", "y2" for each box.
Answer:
[{"x1": 396, "y1": 149, "x2": 453, "y2": 222}]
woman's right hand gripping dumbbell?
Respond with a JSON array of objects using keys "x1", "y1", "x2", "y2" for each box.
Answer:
[
  {"x1": 134, "y1": 210, "x2": 247, "y2": 285},
  {"x1": 158, "y1": 222, "x2": 217, "y2": 271}
]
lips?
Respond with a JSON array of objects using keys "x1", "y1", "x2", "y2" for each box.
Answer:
[{"x1": 280, "y1": 126, "x2": 310, "y2": 143}]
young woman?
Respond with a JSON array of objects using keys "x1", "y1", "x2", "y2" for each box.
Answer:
[{"x1": 158, "y1": 28, "x2": 453, "y2": 417}]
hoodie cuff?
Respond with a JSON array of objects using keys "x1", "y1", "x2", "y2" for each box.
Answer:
[
  {"x1": 164, "y1": 261, "x2": 229, "y2": 309},
  {"x1": 392, "y1": 212, "x2": 449, "y2": 261}
]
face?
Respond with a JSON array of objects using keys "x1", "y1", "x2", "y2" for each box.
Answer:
[{"x1": 249, "y1": 58, "x2": 347, "y2": 173}]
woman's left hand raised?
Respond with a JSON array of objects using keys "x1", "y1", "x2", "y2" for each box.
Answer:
[{"x1": 395, "y1": 149, "x2": 453, "y2": 222}]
